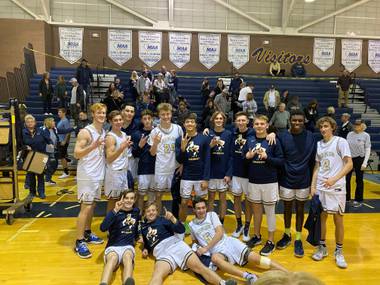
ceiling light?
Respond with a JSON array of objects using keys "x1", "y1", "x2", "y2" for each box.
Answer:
[{"x1": 305, "y1": 0, "x2": 315, "y2": 3}]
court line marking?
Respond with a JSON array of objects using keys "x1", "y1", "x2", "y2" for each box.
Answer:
[
  {"x1": 7, "y1": 218, "x2": 38, "y2": 242},
  {"x1": 363, "y1": 203, "x2": 375, "y2": 209},
  {"x1": 43, "y1": 213, "x2": 52, "y2": 218},
  {"x1": 64, "y1": 204, "x2": 80, "y2": 210},
  {"x1": 59, "y1": 229, "x2": 76, "y2": 232},
  {"x1": 21, "y1": 230, "x2": 39, "y2": 233},
  {"x1": 36, "y1": 211, "x2": 45, "y2": 218}
]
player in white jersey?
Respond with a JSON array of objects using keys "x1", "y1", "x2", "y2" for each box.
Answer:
[
  {"x1": 311, "y1": 116, "x2": 352, "y2": 269},
  {"x1": 189, "y1": 197, "x2": 287, "y2": 285},
  {"x1": 74, "y1": 103, "x2": 107, "y2": 258},
  {"x1": 149, "y1": 103, "x2": 183, "y2": 212},
  {"x1": 104, "y1": 110, "x2": 133, "y2": 212}
]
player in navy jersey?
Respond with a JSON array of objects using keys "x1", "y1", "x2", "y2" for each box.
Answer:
[
  {"x1": 243, "y1": 115, "x2": 284, "y2": 256},
  {"x1": 140, "y1": 202, "x2": 237, "y2": 285},
  {"x1": 175, "y1": 113, "x2": 210, "y2": 223},
  {"x1": 99, "y1": 190, "x2": 140, "y2": 285},
  {"x1": 207, "y1": 111, "x2": 233, "y2": 224},
  {"x1": 132, "y1": 110, "x2": 156, "y2": 211},
  {"x1": 276, "y1": 110, "x2": 317, "y2": 257}
]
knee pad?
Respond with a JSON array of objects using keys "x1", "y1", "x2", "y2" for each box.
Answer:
[{"x1": 264, "y1": 204, "x2": 276, "y2": 232}]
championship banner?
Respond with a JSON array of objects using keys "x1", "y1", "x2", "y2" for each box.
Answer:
[
  {"x1": 228, "y1": 34, "x2": 250, "y2": 69},
  {"x1": 341, "y1": 39, "x2": 362, "y2": 72},
  {"x1": 368, "y1": 40, "x2": 380, "y2": 73},
  {"x1": 169, "y1": 32, "x2": 192, "y2": 68},
  {"x1": 198, "y1": 33, "x2": 221, "y2": 69},
  {"x1": 313, "y1": 38, "x2": 335, "y2": 71},
  {"x1": 59, "y1": 27, "x2": 83, "y2": 64},
  {"x1": 138, "y1": 31, "x2": 162, "y2": 67},
  {"x1": 108, "y1": 29, "x2": 132, "y2": 66}
]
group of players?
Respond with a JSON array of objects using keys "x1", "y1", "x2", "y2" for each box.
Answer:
[{"x1": 73, "y1": 101, "x2": 353, "y2": 285}]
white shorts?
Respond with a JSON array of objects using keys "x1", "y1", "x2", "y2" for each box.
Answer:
[
  {"x1": 279, "y1": 186, "x2": 310, "y2": 201},
  {"x1": 230, "y1": 177, "x2": 249, "y2": 196},
  {"x1": 128, "y1": 157, "x2": 139, "y2": 180},
  {"x1": 209, "y1": 179, "x2": 228, "y2": 192},
  {"x1": 153, "y1": 236, "x2": 194, "y2": 273},
  {"x1": 138, "y1": 174, "x2": 155, "y2": 194},
  {"x1": 104, "y1": 245, "x2": 135, "y2": 266},
  {"x1": 180, "y1": 180, "x2": 207, "y2": 199},
  {"x1": 104, "y1": 168, "x2": 129, "y2": 199},
  {"x1": 213, "y1": 237, "x2": 249, "y2": 266},
  {"x1": 77, "y1": 179, "x2": 103, "y2": 204},
  {"x1": 318, "y1": 189, "x2": 346, "y2": 215},
  {"x1": 154, "y1": 174, "x2": 173, "y2": 192},
  {"x1": 247, "y1": 182, "x2": 279, "y2": 205}
]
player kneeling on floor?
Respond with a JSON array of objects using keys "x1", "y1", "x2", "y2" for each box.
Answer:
[
  {"x1": 189, "y1": 196, "x2": 287, "y2": 285},
  {"x1": 99, "y1": 190, "x2": 140, "y2": 285}
]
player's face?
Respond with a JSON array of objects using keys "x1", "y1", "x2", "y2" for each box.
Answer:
[
  {"x1": 254, "y1": 119, "x2": 268, "y2": 135},
  {"x1": 145, "y1": 204, "x2": 158, "y2": 222},
  {"x1": 319, "y1": 122, "x2": 334, "y2": 138},
  {"x1": 184, "y1": 119, "x2": 196, "y2": 133},
  {"x1": 194, "y1": 202, "x2": 207, "y2": 219},
  {"x1": 93, "y1": 108, "x2": 106, "y2": 124},
  {"x1": 122, "y1": 106, "x2": 135, "y2": 122},
  {"x1": 121, "y1": 192, "x2": 135, "y2": 210},
  {"x1": 213, "y1": 114, "x2": 224, "y2": 128},
  {"x1": 235, "y1": 115, "x2": 248, "y2": 130},
  {"x1": 111, "y1": 115, "x2": 123, "y2": 130},
  {"x1": 290, "y1": 115, "x2": 305, "y2": 132},
  {"x1": 159, "y1": 110, "x2": 172, "y2": 124},
  {"x1": 141, "y1": 115, "x2": 153, "y2": 128}
]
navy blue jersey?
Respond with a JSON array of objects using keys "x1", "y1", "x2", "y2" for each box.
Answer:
[
  {"x1": 140, "y1": 216, "x2": 185, "y2": 253},
  {"x1": 278, "y1": 130, "x2": 317, "y2": 189},
  {"x1": 122, "y1": 119, "x2": 140, "y2": 136},
  {"x1": 100, "y1": 207, "x2": 141, "y2": 248},
  {"x1": 175, "y1": 133, "x2": 210, "y2": 181},
  {"x1": 208, "y1": 129, "x2": 233, "y2": 179},
  {"x1": 132, "y1": 129, "x2": 156, "y2": 175},
  {"x1": 232, "y1": 128, "x2": 255, "y2": 178},
  {"x1": 243, "y1": 136, "x2": 284, "y2": 184}
]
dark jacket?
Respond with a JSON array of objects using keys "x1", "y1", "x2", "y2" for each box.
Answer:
[
  {"x1": 72, "y1": 84, "x2": 86, "y2": 110},
  {"x1": 337, "y1": 75, "x2": 353, "y2": 91},
  {"x1": 39, "y1": 79, "x2": 54, "y2": 99},
  {"x1": 22, "y1": 127, "x2": 52, "y2": 153},
  {"x1": 76, "y1": 65, "x2": 94, "y2": 88},
  {"x1": 304, "y1": 195, "x2": 322, "y2": 246},
  {"x1": 229, "y1": 77, "x2": 242, "y2": 95},
  {"x1": 101, "y1": 95, "x2": 123, "y2": 115},
  {"x1": 336, "y1": 121, "x2": 353, "y2": 139}
]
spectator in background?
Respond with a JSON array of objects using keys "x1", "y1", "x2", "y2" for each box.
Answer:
[
  {"x1": 201, "y1": 98, "x2": 215, "y2": 129},
  {"x1": 69, "y1": 78, "x2": 86, "y2": 125},
  {"x1": 136, "y1": 92, "x2": 156, "y2": 119},
  {"x1": 336, "y1": 113, "x2": 353, "y2": 139},
  {"x1": 242, "y1": 92, "x2": 257, "y2": 122},
  {"x1": 142, "y1": 65, "x2": 153, "y2": 81},
  {"x1": 337, "y1": 70, "x2": 353, "y2": 108},
  {"x1": 161, "y1": 65, "x2": 171, "y2": 84},
  {"x1": 229, "y1": 72, "x2": 243, "y2": 98},
  {"x1": 201, "y1": 78, "x2": 211, "y2": 106},
  {"x1": 153, "y1": 73, "x2": 169, "y2": 104},
  {"x1": 326, "y1": 106, "x2": 336, "y2": 120},
  {"x1": 269, "y1": 103, "x2": 290, "y2": 132},
  {"x1": 212, "y1": 79, "x2": 225, "y2": 99},
  {"x1": 75, "y1": 59, "x2": 94, "y2": 103},
  {"x1": 75, "y1": 111, "x2": 90, "y2": 136},
  {"x1": 114, "y1": 77, "x2": 124, "y2": 94},
  {"x1": 39, "y1": 72, "x2": 54, "y2": 115},
  {"x1": 291, "y1": 60, "x2": 306, "y2": 77},
  {"x1": 101, "y1": 90, "x2": 123, "y2": 115},
  {"x1": 57, "y1": 108, "x2": 72, "y2": 179},
  {"x1": 136, "y1": 71, "x2": 151, "y2": 99},
  {"x1": 238, "y1": 82, "x2": 255, "y2": 103},
  {"x1": 214, "y1": 88, "x2": 231, "y2": 117},
  {"x1": 55, "y1": 75, "x2": 68, "y2": 109},
  {"x1": 168, "y1": 69, "x2": 178, "y2": 103},
  {"x1": 269, "y1": 60, "x2": 285, "y2": 76},
  {"x1": 129, "y1": 71, "x2": 139, "y2": 102},
  {"x1": 263, "y1": 84, "x2": 280, "y2": 120},
  {"x1": 346, "y1": 119, "x2": 371, "y2": 207},
  {"x1": 281, "y1": 89, "x2": 290, "y2": 105},
  {"x1": 173, "y1": 100, "x2": 190, "y2": 126},
  {"x1": 43, "y1": 117, "x2": 59, "y2": 186},
  {"x1": 287, "y1": 95, "x2": 302, "y2": 112},
  {"x1": 105, "y1": 83, "x2": 116, "y2": 98},
  {"x1": 304, "y1": 99, "x2": 319, "y2": 132}
]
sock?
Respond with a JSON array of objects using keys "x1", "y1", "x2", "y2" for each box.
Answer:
[
  {"x1": 84, "y1": 230, "x2": 91, "y2": 237},
  {"x1": 284, "y1": 228, "x2": 291, "y2": 236},
  {"x1": 319, "y1": 240, "x2": 326, "y2": 247},
  {"x1": 336, "y1": 243, "x2": 343, "y2": 251},
  {"x1": 295, "y1": 231, "x2": 302, "y2": 240},
  {"x1": 236, "y1": 217, "x2": 242, "y2": 228},
  {"x1": 243, "y1": 272, "x2": 250, "y2": 279},
  {"x1": 244, "y1": 221, "x2": 250, "y2": 229},
  {"x1": 220, "y1": 217, "x2": 224, "y2": 224},
  {"x1": 219, "y1": 281, "x2": 226, "y2": 285},
  {"x1": 64, "y1": 168, "x2": 69, "y2": 174}
]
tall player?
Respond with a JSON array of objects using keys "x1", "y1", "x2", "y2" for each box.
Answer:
[
  {"x1": 74, "y1": 103, "x2": 107, "y2": 258},
  {"x1": 104, "y1": 110, "x2": 133, "y2": 212},
  {"x1": 149, "y1": 103, "x2": 183, "y2": 212},
  {"x1": 311, "y1": 116, "x2": 352, "y2": 268},
  {"x1": 276, "y1": 110, "x2": 317, "y2": 257}
]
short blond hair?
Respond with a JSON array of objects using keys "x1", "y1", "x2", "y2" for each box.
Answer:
[
  {"x1": 255, "y1": 270, "x2": 325, "y2": 285},
  {"x1": 24, "y1": 114, "x2": 35, "y2": 122},
  {"x1": 157, "y1": 103, "x2": 172, "y2": 114},
  {"x1": 44, "y1": 117, "x2": 55, "y2": 128},
  {"x1": 254, "y1": 114, "x2": 269, "y2": 123},
  {"x1": 316, "y1": 116, "x2": 337, "y2": 131},
  {"x1": 90, "y1": 103, "x2": 107, "y2": 114}
]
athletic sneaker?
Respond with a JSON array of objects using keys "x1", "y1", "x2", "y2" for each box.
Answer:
[
  {"x1": 260, "y1": 240, "x2": 275, "y2": 256},
  {"x1": 246, "y1": 274, "x2": 258, "y2": 285},
  {"x1": 124, "y1": 277, "x2": 135, "y2": 285},
  {"x1": 75, "y1": 241, "x2": 92, "y2": 258},
  {"x1": 232, "y1": 225, "x2": 244, "y2": 238},
  {"x1": 225, "y1": 280, "x2": 238, "y2": 285},
  {"x1": 312, "y1": 245, "x2": 328, "y2": 261},
  {"x1": 294, "y1": 240, "x2": 304, "y2": 257},
  {"x1": 276, "y1": 233, "x2": 291, "y2": 249},
  {"x1": 335, "y1": 249, "x2": 347, "y2": 269},
  {"x1": 352, "y1": 201, "x2": 362, "y2": 208},
  {"x1": 47, "y1": 180, "x2": 56, "y2": 186},
  {"x1": 242, "y1": 226, "x2": 250, "y2": 242},
  {"x1": 85, "y1": 233, "x2": 104, "y2": 244},
  {"x1": 58, "y1": 173, "x2": 70, "y2": 179},
  {"x1": 246, "y1": 235, "x2": 262, "y2": 248}
]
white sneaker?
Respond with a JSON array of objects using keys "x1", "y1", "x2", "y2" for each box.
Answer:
[
  {"x1": 246, "y1": 274, "x2": 258, "y2": 285},
  {"x1": 44, "y1": 113, "x2": 48, "y2": 115},
  {"x1": 242, "y1": 226, "x2": 250, "y2": 242},
  {"x1": 335, "y1": 249, "x2": 348, "y2": 269},
  {"x1": 232, "y1": 225, "x2": 244, "y2": 238},
  {"x1": 58, "y1": 173, "x2": 70, "y2": 179},
  {"x1": 312, "y1": 245, "x2": 328, "y2": 261},
  {"x1": 48, "y1": 113, "x2": 53, "y2": 115}
]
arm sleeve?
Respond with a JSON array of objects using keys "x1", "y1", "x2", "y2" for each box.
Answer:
[
  {"x1": 363, "y1": 133, "x2": 371, "y2": 166},
  {"x1": 100, "y1": 210, "x2": 117, "y2": 232},
  {"x1": 266, "y1": 140, "x2": 285, "y2": 167},
  {"x1": 167, "y1": 219, "x2": 185, "y2": 234},
  {"x1": 203, "y1": 139, "x2": 211, "y2": 180}
]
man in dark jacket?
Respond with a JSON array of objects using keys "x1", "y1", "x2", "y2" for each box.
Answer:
[
  {"x1": 337, "y1": 70, "x2": 353, "y2": 108},
  {"x1": 336, "y1": 113, "x2": 353, "y2": 139},
  {"x1": 69, "y1": 78, "x2": 85, "y2": 124},
  {"x1": 75, "y1": 59, "x2": 94, "y2": 104}
]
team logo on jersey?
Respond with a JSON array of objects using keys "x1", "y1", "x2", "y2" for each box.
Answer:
[
  {"x1": 121, "y1": 213, "x2": 136, "y2": 234},
  {"x1": 146, "y1": 226, "x2": 158, "y2": 244},
  {"x1": 186, "y1": 141, "x2": 200, "y2": 159},
  {"x1": 321, "y1": 159, "x2": 330, "y2": 171},
  {"x1": 213, "y1": 137, "x2": 225, "y2": 153},
  {"x1": 235, "y1": 134, "x2": 247, "y2": 152}
]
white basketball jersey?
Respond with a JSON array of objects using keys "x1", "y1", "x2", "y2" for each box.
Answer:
[
  {"x1": 316, "y1": 136, "x2": 351, "y2": 192},
  {"x1": 189, "y1": 212, "x2": 227, "y2": 253},
  {"x1": 148, "y1": 123, "x2": 183, "y2": 175},
  {"x1": 77, "y1": 125, "x2": 106, "y2": 181},
  {"x1": 106, "y1": 131, "x2": 129, "y2": 171}
]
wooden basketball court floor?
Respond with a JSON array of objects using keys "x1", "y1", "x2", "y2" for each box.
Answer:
[{"x1": 1, "y1": 174, "x2": 380, "y2": 285}]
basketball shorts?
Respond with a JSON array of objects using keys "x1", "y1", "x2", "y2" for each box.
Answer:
[
  {"x1": 104, "y1": 245, "x2": 135, "y2": 266},
  {"x1": 128, "y1": 157, "x2": 138, "y2": 180},
  {"x1": 209, "y1": 179, "x2": 228, "y2": 192},
  {"x1": 104, "y1": 168, "x2": 129, "y2": 199},
  {"x1": 154, "y1": 174, "x2": 173, "y2": 192},
  {"x1": 279, "y1": 186, "x2": 310, "y2": 201},
  {"x1": 247, "y1": 182, "x2": 279, "y2": 205},
  {"x1": 213, "y1": 237, "x2": 250, "y2": 266},
  {"x1": 180, "y1": 180, "x2": 207, "y2": 199},
  {"x1": 318, "y1": 189, "x2": 346, "y2": 215},
  {"x1": 230, "y1": 177, "x2": 249, "y2": 196},
  {"x1": 138, "y1": 174, "x2": 155, "y2": 194},
  {"x1": 77, "y1": 179, "x2": 103, "y2": 204}
]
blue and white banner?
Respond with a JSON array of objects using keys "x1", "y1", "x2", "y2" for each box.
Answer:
[
  {"x1": 169, "y1": 32, "x2": 192, "y2": 68},
  {"x1": 108, "y1": 29, "x2": 132, "y2": 66},
  {"x1": 341, "y1": 39, "x2": 362, "y2": 72},
  {"x1": 138, "y1": 31, "x2": 162, "y2": 67},
  {"x1": 59, "y1": 27, "x2": 83, "y2": 64},
  {"x1": 368, "y1": 40, "x2": 380, "y2": 73},
  {"x1": 313, "y1": 38, "x2": 335, "y2": 71},
  {"x1": 198, "y1": 33, "x2": 221, "y2": 69},
  {"x1": 228, "y1": 34, "x2": 250, "y2": 69}
]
